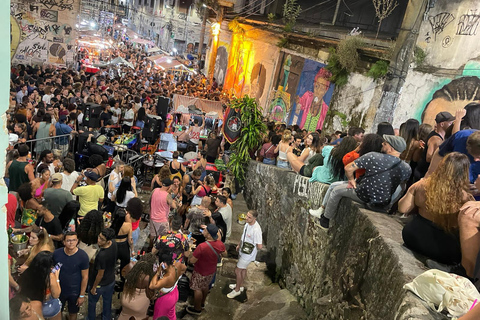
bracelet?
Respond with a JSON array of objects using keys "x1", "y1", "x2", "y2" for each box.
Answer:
[
  {"x1": 56, "y1": 280, "x2": 60, "y2": 282},
  {"x1": 79, "y1": 295, "x2": 85, "y2": 298}
]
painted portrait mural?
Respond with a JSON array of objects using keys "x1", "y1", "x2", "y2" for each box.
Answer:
[
  {"x1": 288, "y1": 59, "x2": 335, "y2": 131},
  {"x1": 213, "y1": 45, "x2": 228, "y2": 85},
  {"x1": 421, "y1": 76, "x2": 480, "y2": 125}
]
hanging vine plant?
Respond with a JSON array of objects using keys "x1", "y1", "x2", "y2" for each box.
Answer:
[{"x1": 227, "y1": 95, "x2": 267, "y2": 185}]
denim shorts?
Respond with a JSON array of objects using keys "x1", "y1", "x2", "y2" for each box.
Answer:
[
  {"x1": 263, "y1": 158, "x2": 276, "y2": 165},
  {"x1": 42, "y1": 297, "x2": 62, "y2": 318}
]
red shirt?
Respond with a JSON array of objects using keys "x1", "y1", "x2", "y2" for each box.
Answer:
[
  {"x1": 193, "y1": 240, "x2": 225, "y2": 276},
  {"x1": 6, "y1": 193, "x2": 17, "y2": 230}
]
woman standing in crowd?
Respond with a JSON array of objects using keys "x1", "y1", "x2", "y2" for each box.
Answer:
[
  {"x1": 17, "y1": 228, "x2": 55, "y2": 274},
  {"x1": 18, "y1": 182, "x2": 43, "y2": 228},
  {"x1": 58, "y1": 200, "x2": 80, "y2": 233},
  {"x1": 18, "y1": 251, "x2": 62, "y2": 320},
  {"x1": 34, "y1": 164, "x2": 50, "y2": 200},
  {"x1": 111, "y1": 208, "x2": 133, "y2": 285},
  {"x1": 399, "y1": 152, "x2": 474, "y2": 265},
  {"x1": 222, "y1": 187, "x2": 234, "y2": 209},
  {"x1": 152, "y1": 165, "x2": 172, "y2": 190},
  {"x1": 112, "y1": 177, "x2": 138, "y2": 210},
  {"x1": 169, "y1": 151, "x2": 186, "y2": 180},
  {"x1": 193, "y1": 150, "x2": 208, "y2": 180},
  {"x1": 149, "y1": 233, "x2": 188, "y2": 320},
  {"x1": 77, "y1": 209, "x2": 104, "y2": 260},
  {"x1": 118, "y1": 254, "x2": 156, "y2": 320}
]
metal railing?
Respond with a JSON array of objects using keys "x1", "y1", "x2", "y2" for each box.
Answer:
[{"x1": 14, "y1": 134, "x2": 72, "y2": 156}]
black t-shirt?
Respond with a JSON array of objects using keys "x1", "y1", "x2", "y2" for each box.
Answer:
[
  {"x1": 35, "y1": 216, "x2": 63, "y2": 242},
  {"x1": 53, "y1": 248, "x2": 90, "y2": 295},
  {"x1": 87, "y1": 142, "x2": 109, "y2": 161},
  {"x1": 206, "y1": 137, "x2": 222, "y2": 159},
  {"x1": 100, "y1": 111, "x2": 112, "y2": 125},
  {"x1": 89, "y1": 241, "x2": 117, "y2": 287}
]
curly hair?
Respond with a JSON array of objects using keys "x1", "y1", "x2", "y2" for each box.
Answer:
[
  {"x1": 123, "y1": 259, "x2": 155, "y2": 301},
  {"x1": 77, "y1": 210, "x2": 104, "y2": 245},
  {"x1": 425, "y1": 152, "x2": 471, "y2": 232},
  {"x1": 89, "y1": 154, "x2": 104, "y2": 168},
  {"x1": 328, "y1": 136, "x2": 358, "y2": 179}
]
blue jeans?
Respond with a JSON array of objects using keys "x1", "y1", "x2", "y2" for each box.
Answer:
[
  {"x1": 276, "y1": 159, "x2": 290, "y2": 169},
  {"x1": 87, "y1": 281, "x2": 115, "y2": 320},
  {"x1": 132, "y1": 227, "x2": 139, "y2": 247},
  {"x1": 263, "y1": 158, "x2": 275, "y2": 165}
]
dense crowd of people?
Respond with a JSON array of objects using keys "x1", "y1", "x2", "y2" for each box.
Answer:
[{"x1": 6, "y1": 31, "x2": 480, "y2": 320}]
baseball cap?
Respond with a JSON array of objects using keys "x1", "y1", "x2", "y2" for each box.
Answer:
[
  {"x1": 96, "y1": 135, "x2": 107, "y2": 143},
  {"x1": 84, "y1": 170, "x2": 101, "y2": 181},
  {"x1": 383, "y1": 135, "x2": 407, "y2": 153},
  {"x1": 59, "y1": 114, "x2": 67, "y2": 122},
  {"x1": 206, "y1": 224, "x2": 219, "y2": 240},
  {"x1": 161, "y1": 178, "x2": 172, "y2": 187},
  {"x1": 51, "y1": 173, "x2": 63, "y2": 183},
  {"x1": 435, "y1": 111, "x2": 455, "y2": 123}
]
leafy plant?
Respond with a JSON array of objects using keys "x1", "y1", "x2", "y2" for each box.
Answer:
[
  {"x1": 414, "y1": 46, "x2": 427, "y2": 66},
  {"x1": 277, "y1": 37, "x2": 289, "y2": 48},
  {"x1": 283, "y1": 0, "x2": 301, "y2": 29},
  {"x1": 326, "y1": 110, "x2": 350, "y2": 128},
  {"x1": 227, "y1": 95, "x2": 267, "y2": 185},
  {"x1": 367, "y1": 60, "x2": 389, "y2": 80},
  {"x1": 268, "y1": 13, "x2": 276, "y2": 23},
  {"x1": 337, "y1": 37, "x2": 365, "y2": 72},
  {"x1": 326, "y1": 47, "x2": 350, "y2": 86}
]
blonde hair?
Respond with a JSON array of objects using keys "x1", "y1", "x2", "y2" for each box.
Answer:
[
  {"x1": 425, "y1": 152, "x2": 471, "y2": 232},
  {"x1": 282, "y1": 130, "x2": 292, "y2": 143},
  {"x1": 24, "y1": 228, "x2": 55, "y2": 266}
]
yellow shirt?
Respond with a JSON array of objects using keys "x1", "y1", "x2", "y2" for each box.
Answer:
[{"x1": 73, "y1": 184, "x2": 104, "y2": 216}]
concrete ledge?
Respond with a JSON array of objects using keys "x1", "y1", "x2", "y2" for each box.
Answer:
[{"x1": 244, "y1": 161, "x2": 447, "y2": 319}]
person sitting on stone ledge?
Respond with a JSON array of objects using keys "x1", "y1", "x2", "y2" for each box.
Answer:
[
  {"x1": 309, "y1": 136, "x2": 357, "y2": 185},
  {"x1": 313, "y1": 135, "x2": 411, "y2": 230},
  {"x1": 286, "y1": 132, "x2": 324, "y2": 177},
  {"x1": 398, "y1": 152, "x2": 474, "y2": 266},
  {"x1": 309, "y1": 134, "x2": 384, "y2": 218}
]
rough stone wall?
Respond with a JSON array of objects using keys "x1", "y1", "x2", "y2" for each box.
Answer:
[
  {"x1": 244, "y1": 161, "x2": 448, "y2": 320},
  {"x1": 10, "y1": 0, "x2": 79, "y2": 66}
]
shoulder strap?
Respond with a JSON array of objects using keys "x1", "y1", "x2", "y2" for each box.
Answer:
[{"x1": 205, "y1": 241, "x2": 220, "y2": 260}]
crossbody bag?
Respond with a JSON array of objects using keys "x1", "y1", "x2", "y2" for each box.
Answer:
[
  {"x1": 240, "y1": 225, "x2": 255, "y2": 255},
  {"x1": 205, "y1": 241, "x2": 222, "y2": 264}
]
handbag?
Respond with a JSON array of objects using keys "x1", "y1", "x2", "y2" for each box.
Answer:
[{"x1": 240, "y1": 225, "x2": 255, "y2": 255}]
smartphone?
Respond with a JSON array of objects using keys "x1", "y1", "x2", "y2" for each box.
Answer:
[{"x1": 51, "y1": 262, "x2": 63, "y2": 273}]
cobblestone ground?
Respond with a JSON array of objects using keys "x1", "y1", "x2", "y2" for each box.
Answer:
[{"x1": 68, "y1": 191, "x2": 305, "y2": 320}]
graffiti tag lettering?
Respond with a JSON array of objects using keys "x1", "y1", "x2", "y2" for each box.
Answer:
[
  {"x1": 457, "y1": 11, "x2": 480, "y2": 36},
  {"x1": 442, "y1": 36, "x2": 452, "y2": 48},
  {"x1": 40, "y1": 9, "x2": 58, "y2": 22},
  {"x1": 38, "y1": 0, "x2": 74, "y2": 11},
  {"x1": 293, "y1": 175, "x2": 309, "y2": 198},
  {"x1": 19, "y1": 42, "x2": 47, "y2": 58},
  {"x1": 428, "y1": 12, "x2": 455, "y2": 41}
]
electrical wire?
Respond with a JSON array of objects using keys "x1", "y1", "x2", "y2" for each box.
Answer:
[{"x1": 224, "y1": 0, "x2": 270, "y2": 17}]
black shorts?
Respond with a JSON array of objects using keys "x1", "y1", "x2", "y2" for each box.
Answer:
[
  {"x1": 60, "y1": 293, "x2": 80, "y2": 314},
  {"x1": 299, "y1": 165, "x2": 305, "y2": 176}
]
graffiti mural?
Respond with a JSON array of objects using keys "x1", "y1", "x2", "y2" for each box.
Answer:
[
  {"x1": 249, "y1": 63, "x2": 266, "y2": 102},
  {"x1": 288, "y1": 59, "x2": 335, "y2": 131},
  {"x1": 10, "y1": 0, "x2": 77, "y2": 66}
]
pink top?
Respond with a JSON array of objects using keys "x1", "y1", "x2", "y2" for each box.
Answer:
[
  {"x1": 150, "y1": 189, "x2": 169, "y2": 223},
  {"x1": 35, "y1": 182, "x2": 46, "y2": 198}
]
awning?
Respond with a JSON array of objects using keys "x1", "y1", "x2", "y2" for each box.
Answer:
[{"x1": 173, "y1": 94, "x2": 224, "y2": 114}]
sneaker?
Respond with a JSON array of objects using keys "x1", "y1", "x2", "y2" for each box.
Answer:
[
  {"x1": 228, "y1": 284, "x2": 245, "y2": 290},
  {"x1": 309, "y1": 207, "x2": 324, "y2": 218},
  {"x1": 316, "y1": 214, "x2": 330, "y2": 230},
  {"x1": 186, "y1": 306, "x2": 202, "y2": 315},
  {"x1": 227, "y1": 289, "x2": 242, "y2": 299}
]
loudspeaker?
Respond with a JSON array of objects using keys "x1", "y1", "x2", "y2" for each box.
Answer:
[
  {"x1": 83, "y1": 103, "x2": 101, "y2": 128},
  {"x1": 156, "y1": 97, "x2": 169, "y2": 119},
  {"x1": 142, "y1": 114, "x2": 162, "y2": 140}
]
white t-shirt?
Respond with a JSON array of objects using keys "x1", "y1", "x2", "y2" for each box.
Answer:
[
  {"x1": 42, "y1": 94, "x2": 52, "y2": 105},
  {"x1": 111, "y1": 107, "x2": 121, "y2": 124},
  {"x1": 123, "y1": 109, "x2": 134, "y2": 126},
  {"x1": 218, "y1": 204, "x2": 233, "y2": 238},
  {"x1": 61, "y1": 171, "x2": 79, "y2": 198},
  {"x1": 239, "y1": 221, "x2": 262, "y2": 262},
  {"x1": 108, "y1": 171, "x2": 122, "y2": 199}
]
